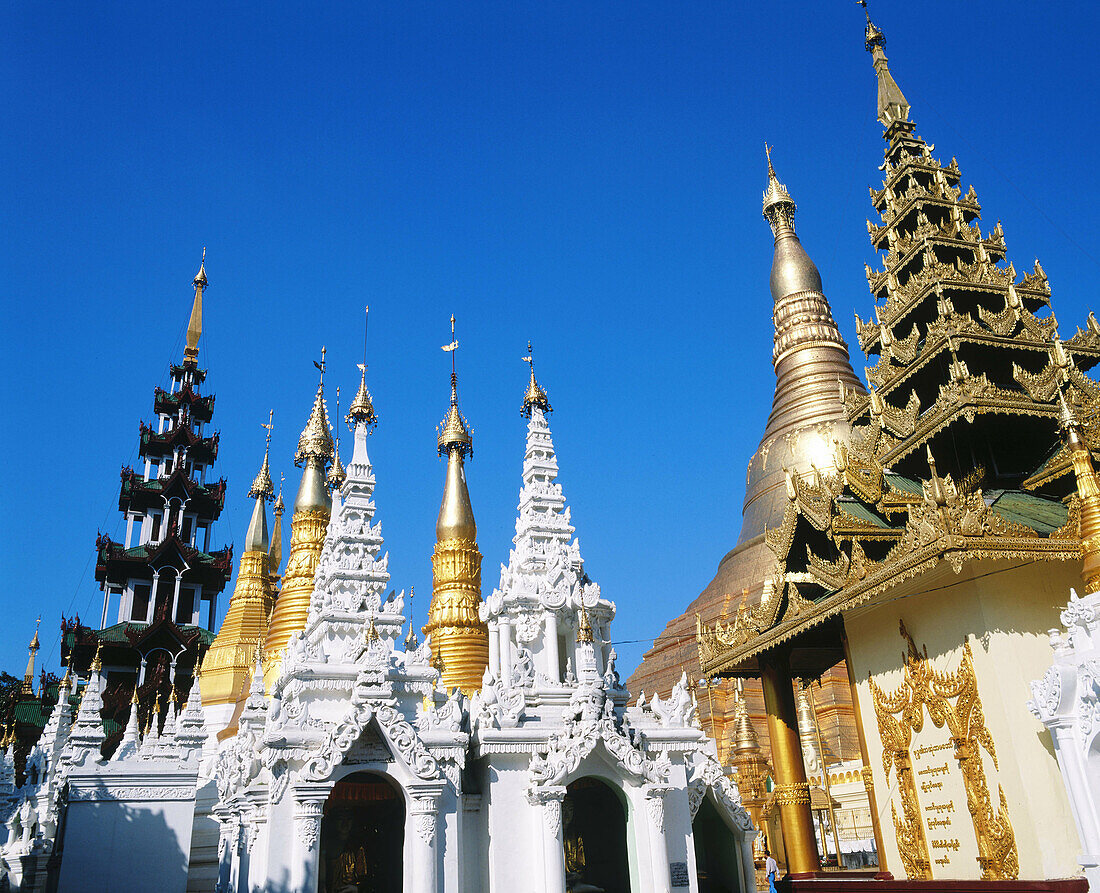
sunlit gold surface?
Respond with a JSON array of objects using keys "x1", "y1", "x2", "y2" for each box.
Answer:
[
  {"x1": 740, "y1": 151, "x2": 864, "y2": 544},
  {"x1": 760, "y1": 649, "x2": 821, "y2": 875},
  {"x1": 426, "y1": 362, "x2": 488, "y2": 694},
  {"x1": 263, "y1": 507, "x2": 330, "y2": 689},
  {"x1": 1062, "y1": 396, "x2": 1100, "y2": 593},
  {"x1": 201, "y1": 550, "x2": 274, "y2": 708}
]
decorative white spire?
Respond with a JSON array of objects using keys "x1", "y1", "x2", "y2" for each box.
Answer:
[{"x1": 64, "y1": 655, "x2": 107, "y2": 767}]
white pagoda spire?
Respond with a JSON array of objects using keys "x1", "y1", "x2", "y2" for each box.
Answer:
[{"x1": 481, "y1": 347, "x2": 614, "y2": 691}]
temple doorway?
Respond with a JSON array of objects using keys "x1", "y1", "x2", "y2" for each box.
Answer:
[
  {"x1": 319, "y1": 772, "x2": 404, "y2": 893},
  {"x1": 693, "y1": 795, "x2": 743, "y2": 893},
  {"x1": 562, "y1": 777, "x2": 631, "y2": 893}
]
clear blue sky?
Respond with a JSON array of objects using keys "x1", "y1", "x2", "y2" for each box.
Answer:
[{"x1": 3, "y1": 2, "x2": 1098, "y2": 683}]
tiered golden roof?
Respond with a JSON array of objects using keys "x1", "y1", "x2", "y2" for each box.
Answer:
[{"x1": 698, "y1": 9, "x2": 1100, "y2": 677}]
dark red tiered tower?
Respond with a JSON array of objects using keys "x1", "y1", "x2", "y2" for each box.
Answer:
[{"x1": 62, "y1": 257, "x2": 232, "y2": 753}]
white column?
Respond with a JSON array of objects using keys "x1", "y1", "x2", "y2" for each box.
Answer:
[
  {"x1": 100, "y1": 585, "x2": 110, "y2": 629},
  {"x1": 409, "y1": 784, "x2": 445, "y2": 893},
  {"x1": 499, "y1": 619, "x2": 514, "y2": 684},
  {"x1": 213, "y1": 807, "x2": 235, "y2": 893},
  {"x1": 228, "y1": 809, "x2": 246, "y2": 893},
  {"x1": 125, "y1": 513, "x2": 135, "y2": 548},
  {"x1": 544, "y1": 613, "x2": 560, "y2": 684},
  {"x1": 528, "y1": 786, "x2": 567, "y2": 893},
  {"x1": 645, "y1": 785, "x2": 672, "y2": 893},
  {"x1": 138, "y1": 657, "x2": 148, "y2": 686},
  {"x1": 245, "y1": 791, "x2": 270, "y2": 893},
  {"x1": 171, "y1": 573, "x2": 182, "y2": 623},
  {"x1": 291, "y1": 786, "x2": 328, "y2": 892},
  {"x1": 488, "y1": 619, "x2": 500, "y2": 679}
]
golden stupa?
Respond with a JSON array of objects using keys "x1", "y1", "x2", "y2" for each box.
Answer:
[
  {"x1": 200, "y1": 413, "x2": 278, "y2": 735},
  {"x1": 423, "y1": 322, "x2": 489, "y2": 693}
]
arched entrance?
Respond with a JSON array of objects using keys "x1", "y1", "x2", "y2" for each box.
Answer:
[
  {"x1": 693, "y1": 795, "x2": 743, "y2": 893},
  {"x1": 319, "y1": 772, "x2": 404, "y2": 893},
  {"x1": 562, "y1": 777, "x2": 631, "y2": 893}
]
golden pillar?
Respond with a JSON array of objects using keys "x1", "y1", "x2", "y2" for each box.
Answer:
[
  {"x1": 263, "y1": 357, "x2": 334, "y2": 690},
  {"x1": 759, "y1": 647, "x2": 821, "y2": 877},
  {"x1": 424, "y1": 351, "x2": 488, "y2": 694},
  {"x1": 201, "y1": 420, "x2": 277, "y2": 735}
]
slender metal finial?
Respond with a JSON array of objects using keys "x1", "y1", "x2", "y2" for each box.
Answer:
[
  {"x1": 857, "y1": 0, "x2": 871, "y2": 25},
  {"x1": 327, "y1": 386, "x2": 347, "y2": 490},
  {"x1": 262, "y1": 410, "x2": 274, "y2": 451},
  {"x1": 765, "y1": 142, "x2": 775, "y2": 179}
]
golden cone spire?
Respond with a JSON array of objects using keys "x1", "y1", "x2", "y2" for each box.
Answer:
[
  {"x1": 327, "y1": 388, "x2": 347, "y2": 491},
  {"x1": 184, "y1": 248, "x2": 206, "y2": 362},
  {"x1": 269, "y1": 475, "x2": 285, "y2": 585},
  {"x1": 201, "y1": 422, "x2": 279, "y2": 727},
  {"x1": 22, "y1": 618, "x2": 41, "y2": 694},
  {"x1": 425, "y1": 315, "x2": 488, "y2": 693},
  {"x1": 739, "y1": 145, "x2": 864, "y2": 545},
  {"x1": 264, "y1": 351, "x2": 335, "y2": 690},
  {"x1": 1060, "y1": 392, "x2": 1100, "y2": 594}
]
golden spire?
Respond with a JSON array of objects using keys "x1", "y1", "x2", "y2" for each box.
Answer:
[
  {"x1": 244, "y1": 411, "x2": 275, "y2": 554},
  {"x1": 90, "y1": 641, "x2": 103, "y2": 675},
  {"x1": 264, "y1": 352, "x2": 336, "y2": 689},
  {"x1": 739, "y1": 146, "x2": 864, "y2": 545},
  {"x1": 22, "y1": 618, "x2": 41, "y2": 694},
  {"x1": 269, "y1": 474, "x2": 285, "y2": 582},
  {"x1": 201, "y1": 425, "x2": 278, "y2": 718},
  {"x1": 1060, "y1": 392, "x2": 1100, "y2": 594},
  {"x1": 521, "y1": 341, "x2": 552, "y2": 418},
  {"x1": 296, "y1": 347, "x2": 335, "y2": 469},
  {"x1": 327, "y1": 388, "x2": 347, "y2": 491},
  {"x1": 731, "y1": 680, "x2": 762, "y2": 756},
  {"x1": 576, "y1": 607, "x2": 594, "y2": 644},
  {"x1": 437, "y1": 316, "x2": 473, "y2": 456},
  {"x1": 184, "y1": 248, "x2": 207, "y2": 363},
  {"x1": 858, "y1": 1, "x2": 911, "y2": 128},
  {"x1": 425, "y1": 315, "x2": 488, "y2": 694},
  {"x1": 404, "y1": 586, "x2": 419, "y2": 651}
]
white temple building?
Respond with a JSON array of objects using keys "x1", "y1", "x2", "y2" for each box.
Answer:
[{"x1": 0, "y1": 358, "x2": 756, "y2": 893}]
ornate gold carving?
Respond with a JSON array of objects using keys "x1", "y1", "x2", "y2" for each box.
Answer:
[
  {"x1": 771, "y1": 781, "x2": 811, "y2": 807},
  {"x1": 869, "y1": 621, "x2": 1018, "y2": 881}
]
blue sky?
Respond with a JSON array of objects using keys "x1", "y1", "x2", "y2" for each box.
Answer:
[{"x1": 3, "y1": 2, "x2": 1098, "y2": 682}]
